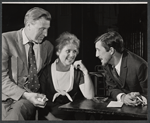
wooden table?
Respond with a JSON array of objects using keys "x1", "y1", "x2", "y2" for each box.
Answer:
[{"x1": 59, "y1": 98, "x2": 147, "y2": 120}]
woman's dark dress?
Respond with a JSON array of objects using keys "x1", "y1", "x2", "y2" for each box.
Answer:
[{"x1": 38, "y1": 64, "x2": 84, "y2": 120}]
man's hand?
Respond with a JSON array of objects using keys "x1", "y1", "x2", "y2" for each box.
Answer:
[
  {"x1": 121, "y1": 93, "x2": 137, "y2": 106},
  {"x1": 23, "y1": 92, "x2": 48, "y2": 108},
  {"x1": 130, "y1": 92, "x2": 147, "y2": 106},
  {"x1": 121, "y1": 92, "x2": 147, "y2": 106}
]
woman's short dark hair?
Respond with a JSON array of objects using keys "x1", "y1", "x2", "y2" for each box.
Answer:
[{"x1": 95, "y1": 31, "x2": 124, "y2": 53}]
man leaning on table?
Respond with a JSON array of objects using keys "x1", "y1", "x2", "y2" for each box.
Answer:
[
  {"x1": 95, "y1": 31, "x2": 147, "y2": 106},
  {"x1": 2, "y1": 7, "x2": 53, "y2": 120}
]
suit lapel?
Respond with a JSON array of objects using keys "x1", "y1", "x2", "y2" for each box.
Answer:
[
  {"x1": 37, "y1": 44, "x2": 43, "y2": 73},
  {"x1": 37, "y1": 42, "x2": 47, "y2": 73},
  {"x1": 107, "y1": 65, "x2": 122, "y2": 88},
  {"x1": 16, "y1": 29, "x2": 28, "y2": 72},
  {"x1": 107, "y1": 51, "x2": 128, "y2": 89},
  {"x1": 119, "y1": 51, "x2": 128, "y2": 88}
]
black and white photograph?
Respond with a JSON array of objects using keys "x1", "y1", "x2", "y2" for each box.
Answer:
[{"x1": 1, "y1": 1, "x2": 148, "y2": 121}]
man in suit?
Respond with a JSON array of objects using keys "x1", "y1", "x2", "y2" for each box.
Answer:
[
  {"x1": 95, "y1": 31, "x2": 147, "y2": 107},
  {"x1": 2, "y1": 7, "x2": 53, "y2": 120}
]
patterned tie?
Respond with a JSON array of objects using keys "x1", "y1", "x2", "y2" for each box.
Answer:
[{"x1": 27, "y1": 42, "x2": 40, "y2": 92}]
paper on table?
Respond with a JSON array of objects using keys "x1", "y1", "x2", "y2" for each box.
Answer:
[{"x1": 107, "y1": 101, "x2": 123, "y2": 107}]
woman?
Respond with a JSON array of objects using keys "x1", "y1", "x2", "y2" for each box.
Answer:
[{"x1": 38, "y1": 32, "x2": 94, "y2": 120}]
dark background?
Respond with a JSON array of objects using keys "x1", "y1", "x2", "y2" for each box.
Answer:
[{"x1": 2, "y1": 4, "x2": 147, "y2": 72}]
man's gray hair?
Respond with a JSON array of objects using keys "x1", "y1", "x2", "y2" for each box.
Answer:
[{"x1": 24, "y1": 7, "x2": 51, "y2": 26}]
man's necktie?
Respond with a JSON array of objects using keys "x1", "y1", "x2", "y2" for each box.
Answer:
[
  {"x1": 111, "y1": 66, "x2": 123, "y2": 87},
  {"x1": 27, "y1": 42, "x2": 40, "y2": 92},
  {"x1": 112, "y1": 66, "x2": 119, "y2": 79}
]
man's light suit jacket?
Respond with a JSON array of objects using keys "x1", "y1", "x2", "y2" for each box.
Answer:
[{"x1": 2, "y1": 28, "x2": 53, "y2": 101}]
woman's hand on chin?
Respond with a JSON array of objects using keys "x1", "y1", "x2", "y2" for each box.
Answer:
[{"x1": 73, "y1": 60, "x2": 88, "y2": 73}]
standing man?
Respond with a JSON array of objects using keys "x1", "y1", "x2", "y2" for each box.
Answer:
[
  {"x1": 95, "y1": 31, "x2": 147, "y2": 106},
  {"x1": 2, "y1": 7, "x2": 53, "y2": 120}
]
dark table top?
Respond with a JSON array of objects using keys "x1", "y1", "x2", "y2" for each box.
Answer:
[{"x1": 59, "y1": 97, "x2": 147, "y2": 119}]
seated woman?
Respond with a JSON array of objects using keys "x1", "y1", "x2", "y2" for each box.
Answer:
[{"x1": 38, "y1": 32, "x2": 94, "y2": 120}]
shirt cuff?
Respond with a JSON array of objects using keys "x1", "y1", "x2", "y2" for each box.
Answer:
[{"x1": 117, "y1": 93, "x2": 125, "y2": 102}]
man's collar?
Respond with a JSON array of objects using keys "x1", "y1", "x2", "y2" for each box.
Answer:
[
  {"x1": 22, "y1": 28, "x2": 30, "y2": 45},
  {"x1": 115, "y1": 54, "x2": 123, "y2": 71}
]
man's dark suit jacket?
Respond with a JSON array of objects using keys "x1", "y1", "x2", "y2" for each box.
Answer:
[{"x1": 104, "y1": 49, "x2": 147, "y2": 100}]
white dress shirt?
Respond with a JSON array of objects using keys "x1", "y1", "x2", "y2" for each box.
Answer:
[{"x1": 22, "y1": 29, "x2": 41, "y2": 72}]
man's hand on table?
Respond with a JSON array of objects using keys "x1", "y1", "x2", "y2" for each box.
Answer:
[{"x1": 121, "y1": 92, "x2": 147, "y2": 106}]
